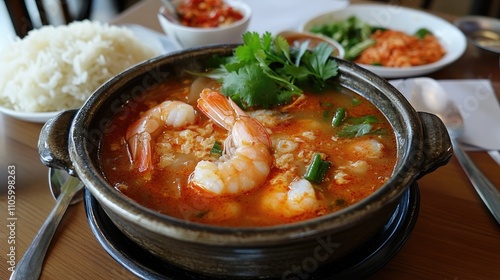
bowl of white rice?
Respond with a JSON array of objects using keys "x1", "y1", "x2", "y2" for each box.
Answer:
[{"x1": 0, "y1": 20, "x2": 160, "y2": 123}]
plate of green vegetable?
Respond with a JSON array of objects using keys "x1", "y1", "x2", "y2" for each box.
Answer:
[{"x1": 300, "y1": 4, "x2": 466, "y2": 78}]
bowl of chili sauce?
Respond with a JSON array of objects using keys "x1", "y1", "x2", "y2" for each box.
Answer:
[{"x1": 158, "y1": 0, "x2": 251, "y2": 48}]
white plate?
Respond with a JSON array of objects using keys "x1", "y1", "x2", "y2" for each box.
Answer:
[
  {"x1": 0, "y1": 105, "x2": 60, "y2": 123},
  {"x1": 300, "y1": 4, "x2": 467, "y2": 78},
  {"x1": 0, "y1": 25, "x2": 181, "y2": 124}
]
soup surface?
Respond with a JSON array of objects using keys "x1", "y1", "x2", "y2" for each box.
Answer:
[{"x1": 99, "y1": 77, "x2": 397, "y2": 227}]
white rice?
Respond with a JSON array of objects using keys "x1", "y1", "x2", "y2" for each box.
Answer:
[{"x1": 0, "y1": 20, "x2": 158, "y2": 112}]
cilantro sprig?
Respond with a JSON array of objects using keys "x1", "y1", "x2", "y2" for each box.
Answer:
[
  {"x1": 337, "y1": 116, "x2": 385, "y2": 138},
  {"x1": 196, "y1": 31, "x2": 339, "y2": 109}
]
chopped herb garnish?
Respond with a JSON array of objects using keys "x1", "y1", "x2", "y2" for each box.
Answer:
[
  {"x1": 304, "y1": 153, "x2": 331, "y2": 184},
  {"x1": 347, "y1": 115, "x2": 377, "y2": 124},
  {"x1": 338, "y1": 123, "x2": 373, "y2": 138},
  {"x1": 322, "y1": 101, "x2": 333, "y2": 108},
  {"x1": 351, "y1": 97, "x2": 362, "y2": 106},
  {"x1": 336, "y1": 115, "x2": 381, "y2": 138},
  {"x1": 211, "y1": 141, "x2": 223, "y2": 156},
  {"x1": 191, "y1": 31, "x2": 339, "y2": 109}
]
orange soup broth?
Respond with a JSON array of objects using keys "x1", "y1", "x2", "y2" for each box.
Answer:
[{"x1": 99, "y1": 78, "x2": 397, "y2": 227}]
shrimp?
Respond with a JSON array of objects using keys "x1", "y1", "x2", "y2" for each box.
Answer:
[
  {"x1": 261, "y1": 178, "x2": 318, "y2": 217},
  {"x1": 349, "y1": 139, "x2": 384, "y2": 159},
  {"x1": 126, "y1": 100, "x2": 196, "y2": 172},
  {"x1": 285, "y1": 179, "x2": 318, "y2": 213},
  {"x1": 189, "y1": 89, "x2": 273, "y2": 195}
]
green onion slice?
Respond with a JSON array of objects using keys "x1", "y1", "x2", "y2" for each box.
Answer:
[
  {"x1": 211, "y1": 141, "x2": 223, "y2": 156},
  {"x1": 304, "y1": 153, "x2": 331, "y2": 184},
  {"x1": 332, "y1": 107, "x2": 345, "y2": 127},
  {"x1": 345, "y1": 38, "x2": 376, "y2": 60}
]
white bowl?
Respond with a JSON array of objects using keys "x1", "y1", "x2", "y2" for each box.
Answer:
[
  {"x1": 157, "y1": 0, "x2": 251, "y2": 49},
  {"x1": 300, "y1": 4, "x2": 467, "y2": 78}
]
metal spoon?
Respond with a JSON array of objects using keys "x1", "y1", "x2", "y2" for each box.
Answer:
[
  {"x1": 469, "y1": 30, "x2": 500, "y2": 53},
  {"x1": 403, "y1": 78, "x2": 500, "y2": 224},
  {"x1": 9, "y1": 168, "x2": 84, "y2": 280},
  {"x1": 160, "y1": 0, "x2": 180, "y2": 24}
]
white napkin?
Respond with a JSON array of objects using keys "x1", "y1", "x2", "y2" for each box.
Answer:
[
  {"x1": 390, "y1": 79, "x2": 500, "y2": 151},
  {"x1": 245, "y1": 0, "x2": 349, "y2": 34}
]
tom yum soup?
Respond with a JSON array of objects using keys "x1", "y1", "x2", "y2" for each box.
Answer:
[{"x1": 99, "y1": 32, "x2": 397, "y2": 227}]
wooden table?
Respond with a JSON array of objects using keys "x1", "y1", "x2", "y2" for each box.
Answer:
[{"x1": 2, "y1": 0, "x2": 500, "y2": 279}]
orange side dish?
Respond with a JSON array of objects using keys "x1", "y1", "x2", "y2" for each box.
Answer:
[
  {"x1": 355, "y1": 30, "x2": 446, "y2": 67},
  {"x1": 177, "y1": 0, "x2": 244, "y2": 28}
]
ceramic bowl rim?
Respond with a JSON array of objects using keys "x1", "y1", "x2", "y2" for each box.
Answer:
[{"x1": 158, "y1": 0, "x2": 251, "y2": 32}]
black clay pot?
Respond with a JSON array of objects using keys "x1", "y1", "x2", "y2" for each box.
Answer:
[{"x1": 38, "y1": 45, "x2": 452, "y2": 278}]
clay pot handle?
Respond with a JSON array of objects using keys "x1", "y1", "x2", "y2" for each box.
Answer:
[
  {"x1": 416, "y1": 112, "x2": 453, "y2": 178},
  {"x1": 38, "y1": 110, "x2": 78, "y2": 176}
]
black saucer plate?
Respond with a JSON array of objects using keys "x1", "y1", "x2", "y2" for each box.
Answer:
[{"x1": 84, "y1": 183, "x2": 420, "y2": 280}]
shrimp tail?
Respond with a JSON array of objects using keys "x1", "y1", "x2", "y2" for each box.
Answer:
[
  {"x1": 126, "y1": 117, "x2": 159, "y2": 172},
  {"x1": 197, "y1": 89, "x2": 234, "y2": 130},
  {"x1": 197, "y1": 89, "x2": 271, "y2": 147},
  {"x1": 125, "y1": 100, "x2": 196, "y2": 173},
  {"x1": 129, "y1": 132, "x2": 152, "y2": 173}
]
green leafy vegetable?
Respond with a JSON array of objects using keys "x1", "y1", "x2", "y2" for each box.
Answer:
[
  {"x1": 337, "y1": 115, "x2": 382, "y2": 138},
  {"x1": 221, "y1": 64, "x2": 282, "y2": 108},
  {"x1": 194, "y1": 31, "x2": 339, "y2": 109},
  {"x1": 346, "y1": 115, "x2": 377, "y2": 124},
  {"x1": 351, "y1": 97, "x2": 362, "y2": 106},
  {"x1": 344, "y1": 38, "x2": 376, "y2": 61},
  {"x1": 310, "y1": 16, "x2": 382, "y2": 61},
  {"x1": 304, "y1": 153, "x2": 331, "y2": 184},
  {"x1": 338, "y1": 123, "x2": 373, "y2": 138},
  {"x1": 415, "y1": 28, "x2": 432, "y2": 39}
]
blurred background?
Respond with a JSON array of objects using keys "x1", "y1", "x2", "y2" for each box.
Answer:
[
  {"x1": 1, "y1": 0, "x2": 499, "y2": 49},
  {"x1": 0, "y1": 0, "x2": 140, "y2": 48},
  {"x1": 399, "y1": 0, "x2": 499, "y2": 17}
]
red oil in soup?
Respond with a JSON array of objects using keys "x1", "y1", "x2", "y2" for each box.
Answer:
[{"x1": 99, "y1": 78, "x2": 397, "y2": 227}]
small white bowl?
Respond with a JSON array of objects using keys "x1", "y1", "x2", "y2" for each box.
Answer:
[
  {"x1": 278, "y1": 30, "x2": 345, "y2": 59},
  {"x1": 157, "y1": 0, "x2": 251, "y2": 48}
]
